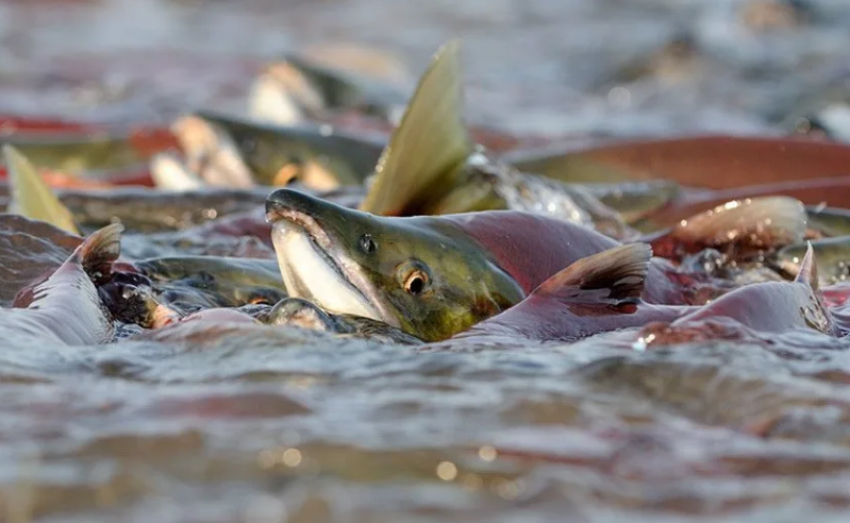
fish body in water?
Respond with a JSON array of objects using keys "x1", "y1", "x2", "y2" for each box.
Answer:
[
  {"x1": 170, "y1": 112, "x2": 385, "y2": 189},
  {"x1": 503, "y1": 134, "x2": 850, "y2": 191},
  {"x1": 136, "y1": 255, "x2": 287, "y2": 312},
  {"x1": 449, "y1": 240, "x2": 835, "y2": 345},
  {"x1": 265, "y1": 188, "x2": 805, "y2": 342},
  {"x1": 155, "y1": 240, "x2": 839, "y2": 349},
  {"x1": 1, "y1": 223, "x2": 122, "y2": 346},
  {"x1": 637, "y1": 244, "x2": 841, "y2": 345},
  {"x1": 449, "y1": 244, "x2": 688, "y2": 344},
  {"x1": 266, "y1": 297, "x2": 422, "y2": 345},
  {"x1": 0, "y1": 127, "x2": 177, "y2": 175},
  {"x1": 0, "y1": 184, "x2": 362, "y2": 234}
]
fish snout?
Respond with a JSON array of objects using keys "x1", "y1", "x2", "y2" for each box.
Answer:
[
  {"x1": 265, "y1": 188, "x2": 353, "y2": 228},
  {"x1": 266, "y1": 188, "x2": 321, "y2": 221}
]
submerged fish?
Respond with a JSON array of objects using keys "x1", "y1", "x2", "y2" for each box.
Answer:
[
  {"x1": 1, "y1": 223, "x2": 122, "y2": 346},
  {"x1": 0, "y1": 184, "x2": 360, "y2": 234},
  {"x1": 449, "y1": 244, "x2": 685, "y2": 344},
  {"x1": 54, "y1": 186, "x2": 269, "y2": 233},
  {"x1": 149, "y1": 240, "x2": 840, "y2": 349},
  {"x1": 0, "y1": 127, "x2": 176, "y2": 176},
  {"x1": 170, "y1": 112, "x2": 384, "y2": 190},
  {"x1": 136, "y1": 255, "x2": 287, "y2": 312},
  {"x1": 456, "y1": 240, "x2": 838, "y2": 347},
  {"x1": 265, "y1": 188, "x2": 804, "y2": 342},
  {"x1": 358, "y1": 41, "x2": 630, "y2": 239},
  {"x1": 637, "y1": 244, "x2": 839, "y2": 346},
  {"x1": 266, "y1": 297, "x2": 422, "y2": 345}
]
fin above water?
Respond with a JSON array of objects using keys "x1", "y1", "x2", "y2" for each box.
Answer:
[
  {"x1": 794, "y1": 241, "x2": 819, "y2": 292},
  {"x1": 74, "y1": 223, "x2": 124, "y2": 283},
  {"x1": 667, "y1": 196, "x2": 807, "y2": 250},
  {"x1": 359, "y1": 40, "x2": 473, "y2": 215},
  {"x1": 533, "y1": 243, "x2": 652, "y2": 304},
  {"x1": 3, "y1": 144, "x2": 80, "y2": 235}
]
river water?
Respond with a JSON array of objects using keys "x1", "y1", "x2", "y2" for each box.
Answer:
[{"x1": 3, "y1": 0, "x2": 850, "y2": 521}]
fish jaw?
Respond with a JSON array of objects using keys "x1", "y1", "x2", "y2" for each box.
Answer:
[{"x1": 267, "y1": 199, "x2": 398, "y2": 328}]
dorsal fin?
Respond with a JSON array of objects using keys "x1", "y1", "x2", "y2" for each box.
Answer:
[
  {"x1": 532, "y1": 243, "x2": 652, "y2": 303},
  {"x1": 74, "y1": 223, "x2": 124, "y2": 284},
  {"x1": 670, "y1": 196, "x2": 806, "y2": 250},
  {"x1": 359, "y1": 40, "x2": 473, "y2": 216},
  {"x1": 794, "y1": 241, "x2": 819, "y2": 292},
  {"x1": 3, "y1": 145, "x2": 80, "y2": 235}
]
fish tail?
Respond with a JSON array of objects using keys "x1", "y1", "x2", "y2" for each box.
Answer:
[{"x1": 74, "y1": 223, "x2": 125, "y2": 284}]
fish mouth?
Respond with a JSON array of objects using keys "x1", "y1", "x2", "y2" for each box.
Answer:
[{"x1": 266, "y1": 202, "x2": 398, "y2": 328}]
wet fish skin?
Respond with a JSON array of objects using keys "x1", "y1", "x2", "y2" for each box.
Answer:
[
  {"x1": 267, "y1": 297, "x2": 423, "y2": 345},
  {"x1": 136, "y1": 255, "x2": 287, "y2": 312},
  {"x1": 642, "y1": 196, "x2": 807, "y2": 261},
  {"x1": 53, "y1": 186, "x2": 269, "y2": 233},
  {"x1": 0, "y1": 127, "x2": 177, "y2": 174},
  {"x1": 0, "y1": 183, "x2": 362, "y2": 235},
  {"x1": 180, "y1": 111, "x2": 385, "y2": 188},
  {"x1": 0, "y1": 214, "x2": 82, "y2": 306},
  {"x1": 0, "y1": 223, "x2": 123, "y2": 346},
  {"x1": 449, "y1": 244, "x2": 688, "y2": 345},
  {"x1": 136, "y1": 255, "x2": 284, "y2": 290},
  {"x1": 266, "y1": 188, "x2": 528, "y2": 342},
  {"x1": 502, "y1": 135, "x2": 850, "y2": 191},
  {"x1": 265, "y1": 188, "x2": 801, "y2": 341},
  {"x1": 638, "y1": 244, "x2": 838, "y2": 345}
]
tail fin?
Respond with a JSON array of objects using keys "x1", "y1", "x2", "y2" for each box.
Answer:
[
  {"x1": 74, "y1": 223, "x2": 124, "y2": 283},
  {"x1": 533, "y1": 243, "x2": 652, "y2": 304},
  {"x1": 359, "y1": 40, "x2": 473, "y2": 216},
  {"x1": 3, "y1": 145, "x2": 80, "y2": 235}
]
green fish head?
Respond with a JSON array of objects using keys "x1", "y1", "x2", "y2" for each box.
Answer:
[{"x1": 266, "y1": 188, "x2": 524, "y2": 341}]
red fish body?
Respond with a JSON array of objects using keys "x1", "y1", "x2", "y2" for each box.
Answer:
[
  {"x1": 445, "y1": 241, "x2": 838, "y2": 346},
  {"x1": 0, "y1": 224, "x2": 122, "y2": 346}
]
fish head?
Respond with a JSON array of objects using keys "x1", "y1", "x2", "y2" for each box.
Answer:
[{"x1": 266, "y1": 188, "x2": 525, "y2": 341}]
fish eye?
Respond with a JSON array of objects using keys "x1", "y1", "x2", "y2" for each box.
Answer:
[
  {"x1": 403, "y1": 269, "x2": 429, "y2": 295},
  {"x1": 359, "y1": 234, "x2": 377, "y2": 254}
]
